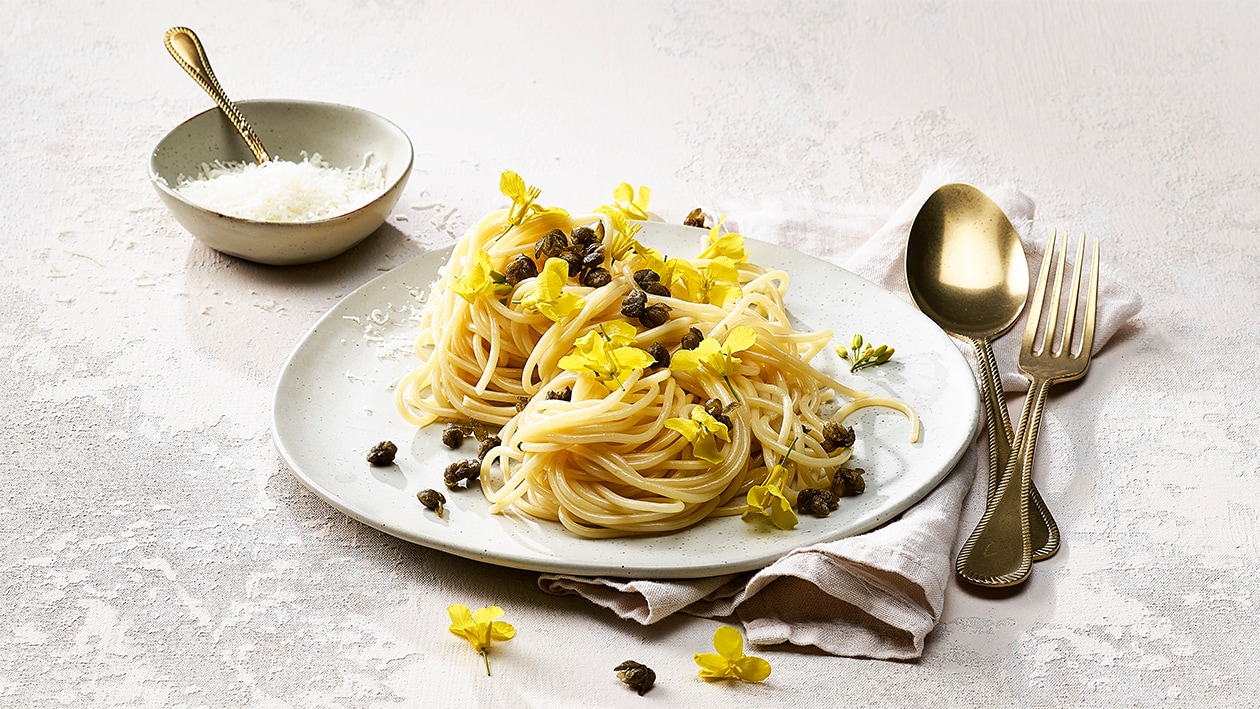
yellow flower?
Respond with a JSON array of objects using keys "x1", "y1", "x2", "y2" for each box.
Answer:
[
  {"x1": 743, "y1": 438, "x2": 799, "y2": 530},
  {"x1": 451, "y1": 249, "x2": 510, "y2": 303},
  {"x1": 694, "y1": 626, "x2": 771, "y2": 682},
  {"x1": 558, "y1": 323, "x2": 656, "y2": 391},
  {"x1": 629, "y1": 242, "x2": 688, "y2": 294},
  {"x1": 604, "y1": 182, "x2": 652, "y2": 221},
  {"x1": 500, "y1": 170, "x2": 540, "y2": 228},
  {"x1": 664, "y1": 405, "x2": 731, "y2": 464},
  {"x1": 672, "y1": 256, "x2": 743, "y2": 307},
  {"x1": 743, "y1": 463, "x2": 798, "y2": 530},
  {"x1": 519, "y1": 257, "x2": 586, "y2": 322},
  {"x1": 596, "y1": 209, "x2": 643, "y2": 262},
  {"x1": 697, "y1": 219, "x2": 747, "y2": 263},
  {"x1": 447, "y1": 603, "x2": 516, "y2": 676},
  {"x1": 498, "y1": 170, "x2": 568, "y2": 239},
  {"x1": 668, "y1": 326, "x2": 757, "y2": 400}
]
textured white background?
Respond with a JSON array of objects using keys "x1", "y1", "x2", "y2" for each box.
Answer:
[{"x1": 3, "y1": 0, "x2": 1257, "y2": 706}]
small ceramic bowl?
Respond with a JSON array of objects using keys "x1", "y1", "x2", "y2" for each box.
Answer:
[{"x1": 149, "y1": 99, "x2": 413, "y2": 265}]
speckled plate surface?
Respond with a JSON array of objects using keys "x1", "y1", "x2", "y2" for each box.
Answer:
[{"x1": 272, "y1": 222, "x2": 979, "y2": 579}]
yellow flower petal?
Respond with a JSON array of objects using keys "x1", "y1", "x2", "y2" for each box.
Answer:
[
  {"x1": 713, "y1": 625, "x2": 744, "y2": 658},
  {"x1": 767, "y1": 493, "x2": 798, "y2": 530},
  {"x1": 612, "y1": 182, "x2": 634, "y2": 205},
  {"x1": 488, "y1": 621, "x2": 516, "y2": 642},
  {"x1": 664, "y1": 416, "x2": 701, "y2": 440},
  {"x1": 500, "y1": 170, "x2": 527, "y2": 200},
  {"x1": 601, "y1": 320, "x2": 639, "y2": 347},
  {"x1": 447, "y1": 603, "x2": 474, "y2": 629},
  {"x1": 733, "y1": 655, "x2": 771, "y2": 682},
  {"x1": 705, "y1": 256, "x2": 740, "y2": 284},
  {"x1": 707, "y1": 284, "x2": 742, "y2": 308},
  {"x1": 723, "y1": 326, "x2": 757, "y2": 354},
  {"x1": 698, "y1": 221, "x2": 748, "y2": 262},
  {"x1": 668, "y1": 338, "x2": 717, "y2": 373},
  {"x1": 671, "y1": 259, "x2": 704, "y2": 301},
  {"x1": 472, "y1": 606, "x2": 505, "y2": 625},
  {"x1": 611, "y1": 345, "x2": 656, "y2": 372},
  {"x1": 694, "y1": 653, "x2": 733, "y2": 680}
]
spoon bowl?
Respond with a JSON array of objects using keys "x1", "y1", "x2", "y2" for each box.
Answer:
[{"x1": 906, "y1": 184, "x2": 1029, "y2": 339}]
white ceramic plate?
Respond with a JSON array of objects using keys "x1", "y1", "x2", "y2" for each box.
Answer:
[{"x1": 272, "y1": 223, "x2": 979, "y2": 578}]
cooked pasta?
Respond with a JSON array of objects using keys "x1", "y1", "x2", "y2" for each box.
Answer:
[{"x1": 396, "y1": 174, "x2": 917, "y2": 538}]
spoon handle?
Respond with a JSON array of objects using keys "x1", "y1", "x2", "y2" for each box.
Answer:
[
  {"x1": 973, "y1": 338, "x2": 1060, "y2": 560},
  {"x1": 956, "y1": 375, "x2": 1052, "y2": 587},
  {"x1": 163, "y1": 27, "x2": 270, "y2": 165}
]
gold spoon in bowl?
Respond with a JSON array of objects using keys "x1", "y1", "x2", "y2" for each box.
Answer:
[
  {"x1": 163, "y1": 27, "x2": 270, "y2": 165},
  {"x1": 905, "y1": 183, "x2": 1059, "y2": 566}
]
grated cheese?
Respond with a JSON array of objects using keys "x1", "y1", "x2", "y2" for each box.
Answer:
[{"x1": 174, "y1": 152, "x2": 386, "y2": 222}]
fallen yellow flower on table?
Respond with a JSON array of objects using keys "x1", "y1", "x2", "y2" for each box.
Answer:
[
  {"x1": 447, "y1": 603, "x2": 516, "y2": 676},
  {"x1": 694, "y1": 626, "x2": 771, "y2": 682}
]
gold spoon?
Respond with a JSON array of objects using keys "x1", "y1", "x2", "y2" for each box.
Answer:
[
  {"x1": 163, "y1": 27, "x2": 270, "y2": 164},
  {"x1": 905, "y1": 183, "x2": 1059, "y2": 568}
]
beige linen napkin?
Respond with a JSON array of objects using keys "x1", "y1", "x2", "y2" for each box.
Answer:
[{"x1": 539, "y1": 175, "x2": 1142, "y2": 660}]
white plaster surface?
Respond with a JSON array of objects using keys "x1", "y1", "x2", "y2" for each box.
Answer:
[{"x1": 2, "y1": 1, "x2": 1256, "y2": 706}]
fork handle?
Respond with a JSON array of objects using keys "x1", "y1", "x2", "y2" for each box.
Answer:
[
  {"x1": 972, "y1": 338, "x2": 1060, "y2": 560},
  {"x1": 956, "y1": 376, "x2": 1053, "y2": 587}
]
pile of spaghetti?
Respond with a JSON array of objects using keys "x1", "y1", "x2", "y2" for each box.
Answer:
[{"x1": 396, "y1": 173, "x2": 917, "y2": 538}]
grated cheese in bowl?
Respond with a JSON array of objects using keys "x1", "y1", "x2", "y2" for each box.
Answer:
[{"x1": 173, "y1": 152, "x2": 386, "y2": 223}]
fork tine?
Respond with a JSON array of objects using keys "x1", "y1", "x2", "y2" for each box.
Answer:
[
  {"x1": 1060, "y1": 233, "x2": 1087, "y2": 356},
  {"x1": 1023, "y1": 228, "x2": 1057, "y2": 354},
  {"x1": 1081, "y1": 236, "x2": 1100, "y2": 357},
  {"x1": 1043, "y1": 231, "x2": 1069, "y2": 355}
]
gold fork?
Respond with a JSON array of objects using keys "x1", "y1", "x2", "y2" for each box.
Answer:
[{"x1": 956, "y1": 229, "x2": 1100, "y2": 587}]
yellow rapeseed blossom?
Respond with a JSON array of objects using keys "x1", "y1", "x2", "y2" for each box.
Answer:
[
  {"x1": 743, "y1": 463, "x2": 798, "y2": 530},
  {"x1": 447, "y1": 604, "x2": 516, "y2": 676},
  {"x1": 557, "y1": 322, "x2": 656, "y2": 391},
  {"x1": 451, "y1": 249, "x2": 509, "y2": 303},
  {"x1": 663, "y1": 405, "x2": 730, "y2": 464},
  {"x1": 519, "y1": 257, "x2": 586, "y2": 322},
  {"x1": 694, "y1": 626, "x2": 771, "y2": 682},
  {"x1": 498, "y1": 170, "x2": 567, "y2": 239},
  {"x1": 743, "y1": 438, "x2": 799, "y2": 530},
  {"x1": 673, "y1": 256, "x2": 743, "y2": 307},
  {"x1": 697, "y1": 219, "x2": 747, "y2": 263},
  {"x1": 607, "y1": 182, "x2": 652, "y2": 221},
  {"x1": 669, "y1": 326, "x2": 757, "y2": 400}
]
